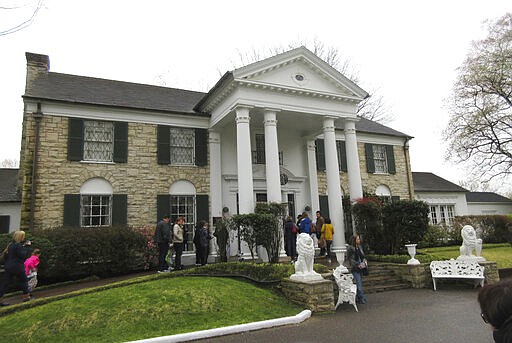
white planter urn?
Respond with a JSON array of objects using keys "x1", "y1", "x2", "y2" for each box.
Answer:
[{"x1": 405, "y1": 244, "x2": 420, "y2": 265}]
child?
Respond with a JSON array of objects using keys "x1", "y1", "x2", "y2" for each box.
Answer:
[{"x1": 24, "y1": 249, "x2": 41, "y2": 294}]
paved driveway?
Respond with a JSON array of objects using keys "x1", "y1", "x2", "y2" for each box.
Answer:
[{"x1": 200, "y1": 287, "x2": 493, "y2": 343}]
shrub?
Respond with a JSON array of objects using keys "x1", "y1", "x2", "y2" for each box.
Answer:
[
  {"x1": 381, "y1": 200, "x2": 430, "y2": 254},
  {"x1": 351, "y1": 197, "x2": 384, "y2": 253},
  {"x1": 453, "y1": 215, "x2": 512, "y2": 243},
  {"x1": 419, "y1": 225, "x2": 452, "y2": 248},
  {"x1": 30, "y1": 226, "x2": 147, "y2": 283}
]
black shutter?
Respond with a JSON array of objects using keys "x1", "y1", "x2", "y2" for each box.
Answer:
[
  {"x1": 195, "y1": 129, "x2": 208, "y2": 166},
  {"x1": 157, "y1": 125, "x2": 170, "y2": 165},
  {"x1": 337, "y1": 141, "x2": 348, "y2": 172},
  {"x1": 0, "y1": 215, "x2": 10, "y2": 234},
  {"x1": 112, "y1": 194, "x2": 128, "y2": 226},
  {"x1": 319, "y1": 195, "x2": 329, "y2": 220},
  {"x1": 157, "y1": 194, "x2": 170, "y2": 223},
  {"x1": 315, "y1": 139, "x2": 326, "y2": 171},
  {"x1": 386, "y1": 145, "x2": 396, "y2": 174},
  {"x1": 196, "y1": 194, "x2": 209, "y2": 222},
  {"x1": 67, "y1": 118, "x2": 83, "y2": 161},
  {"x1": 113, "y1": 122, "x2": 128, "y2": 163},
  {"x1": 63, "y1": 194, "x2": 81, "y2": 227},
  {"x1": 365, "y1": 143, "x2": 375, "y2": 173}
]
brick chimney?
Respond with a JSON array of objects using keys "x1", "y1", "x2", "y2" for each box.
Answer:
[{"x1": 25, "y1": 52, "x2": 50, "y2": 91}]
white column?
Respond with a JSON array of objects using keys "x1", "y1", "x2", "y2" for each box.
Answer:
[
  {"x1": 264, "y1": 109, "x2": 281, "y2": 203},
  {"x1": 209, "y1": 130, "x2": 222, "y2": 219},
  {"x1": 323, "y1": 117, "x2": 346, "y2": 261},
  {"x1": 306, "y1": 139, "x2": 319, "y2": 214},
  {"x1": 235, "y1": 106, "x2": 254, "y2": 214},
  {"x1": 344, "y1": 118, "x2": 363, "y2": 201}
]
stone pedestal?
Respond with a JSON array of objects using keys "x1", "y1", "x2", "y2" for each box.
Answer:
[
  {"x1": 479, "y1": 261, "x2": 500, "y2": 285},
  {"x1": 281, "y1": 278, "x2": 334, "y2": 313}
]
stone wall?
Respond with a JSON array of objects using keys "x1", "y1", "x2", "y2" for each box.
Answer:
[
  {"x1": 317, "y1": 143, "x2": 413, "y2": 199},
  {"x1": 20, "y1": 114, "x2": 210, "y2": 229},
  {"x1": 281, "y1": 277, "x2": 335, "y2": 313}
]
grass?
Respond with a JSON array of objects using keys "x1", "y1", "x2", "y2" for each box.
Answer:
[
  {"x1": 0, "y1": 276, "x2": 303, "y2": 343},
  {"x1": 418, "y1": 243, "x2": 512, "y2": 268}
]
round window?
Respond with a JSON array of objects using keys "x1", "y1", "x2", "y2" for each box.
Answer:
[{"x1": 295, "y1": 74, "x2": 304, "y2": 81}]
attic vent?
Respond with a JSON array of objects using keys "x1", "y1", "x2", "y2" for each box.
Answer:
[{"x1": 295, "y1": 74, "x2": 304, "y2": 81}]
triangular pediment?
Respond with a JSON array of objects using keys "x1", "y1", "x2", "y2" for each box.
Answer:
[{"x1": 232, "y1": 46, "x2": 368, "y2": 100}]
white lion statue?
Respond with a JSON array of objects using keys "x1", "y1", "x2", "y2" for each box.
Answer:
[
  {"x1": 457, "y1": 225, "x2": 485, "y2": 261},
  {"x1": 290, "y1": 233, "x2": 323, "y2": 282}
]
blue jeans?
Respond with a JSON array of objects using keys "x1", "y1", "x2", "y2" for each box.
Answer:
[{"x1": 352, "y1": 271, "x2": 367, "y2": 303}]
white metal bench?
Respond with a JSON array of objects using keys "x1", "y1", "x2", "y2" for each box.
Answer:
[
  {"x1": 333, "y1": 266, "x2": 358, "y2": 312},
  {"x1": 429, "y1": 260, "x2": 485, "y2": 291}
]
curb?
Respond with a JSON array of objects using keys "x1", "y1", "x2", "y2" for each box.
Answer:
[{"x1": 126, "y1": 309, "x2": 312, "y2": 343}]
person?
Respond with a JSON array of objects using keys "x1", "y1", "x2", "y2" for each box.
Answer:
[
  {"x1": 283, "y1": 216, "x2": 298, "y2": 262},
  {"x1": 24, "y1": 248, "x2": 41, "y2": 294},
  {"x1": 193, "y1": 224, "x2": 202, "y2": 266},
  {"x1": 196, "y1": 220, "x2": 212, "y2": 266},
  {"x1": 0, "y1": 231, "x2": 33, "y2": 306},
  {"x1": 173, "y1": 217, "x2": 185, "y2": 270},
  {"x1": 347, "y1": 234, "x2": 367, "y2": 304},
  {"x1": 298, "y1": 211, "x2": 311, "y2": 235},
  {"x1": 478, "y1": 278, "x2": 512, "y2": 343},
  {"x1": 315, "y1": 211, "x2": 325, "y2": 241},
  {"x1": 320, "y1": 217, "x2": 334, "y2": 262},
  {"x1": 154, "y1": 215, "x2": 172, "y2": 273}
]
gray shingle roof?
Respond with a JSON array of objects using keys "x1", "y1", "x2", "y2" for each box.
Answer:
[
  {"x1": 0, "y1": 169, "x2": 21, "y2": 202},
  {"x1": 24, "y1": 72, "x2": 208, "y2": 116},
  {"x1": 466, "y1": 192, "x2": 512, "y2": 203},
  {"x1": 24, "y1": 67, "x2": 410, "y2": 138},
  {"x1": 355, "y1": 116, "x2": 411, "y2": 138},
  {"x1": 412, "y1": 172, "x2": 468, "y2": 192}
]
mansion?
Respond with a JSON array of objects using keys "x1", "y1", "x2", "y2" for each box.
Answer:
[{"x1": 19, "y1": 47, "x2": 414, "y2": 261}]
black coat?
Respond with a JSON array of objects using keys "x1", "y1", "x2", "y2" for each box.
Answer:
[{"x1": 4, "y1": 241, "x2": 31, "y2": 272}]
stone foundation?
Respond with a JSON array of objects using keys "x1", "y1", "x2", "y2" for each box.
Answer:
[{"x1": 281, "y1": 277, "x2": 334, "y2": 313}]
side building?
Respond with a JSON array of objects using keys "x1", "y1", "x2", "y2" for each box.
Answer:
[{"x1": 19, "y1": 47, "x2": 414, "y2": 261}]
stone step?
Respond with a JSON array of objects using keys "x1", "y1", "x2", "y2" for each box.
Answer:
[{"x1": 365, "y1": 282, "x2": 411, "y2": 294}]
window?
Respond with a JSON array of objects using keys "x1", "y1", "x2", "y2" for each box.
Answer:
[
  {"x1": 68, "y1": 118, "x2": 127, "y2": 163},
  {"x1": 364, "y1": 143, "x2": 396, "y2": 174},
  {"x1": 81, "y1": 195, "x2": 111, "y2": 227},
  {"x1": 429, "y1": 205, "x2": 455, "y2": 226},
  {"x1": 83, "y1": 121, "x2": 114, "y2": 162},
  {"x1": 373, "y1": 145, "x2": 388, "y2": 173},
  {"x1": 170, "y1": 128, "x2": 195, "y2": 165},
  {"x1": 63, "y1": 178, "x2": 127, "y2": 227},
  {"x1": 0, "y1": 215, "x2": 10, "y2": 234},
  {"x1": 157, "y1": 125, "x2": 207, "y2": 166},
  {"x1": 255, "y1": 134, "x2": 265, "y2": 164}
]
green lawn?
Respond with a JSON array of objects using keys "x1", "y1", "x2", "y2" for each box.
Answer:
[
  {"x1": 0, "y1": 276, "x2": 303, "y2": 343},
  {"x1": 418, "y1": 243, "x2": 512, "y2": 268}
]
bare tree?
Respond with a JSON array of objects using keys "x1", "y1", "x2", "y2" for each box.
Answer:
[
  {"x1": 227, "y1": 39, "x2": 395, "y2": 124},
  {"x1": 1, "y1": 158, "x2": 19, "y2": 168},
  {"x1": 443, "y1": 13, "x2": 512, "y2": 183},
  {"x1": 0, "y1": 0, "x2": 44, "y2": 36}
]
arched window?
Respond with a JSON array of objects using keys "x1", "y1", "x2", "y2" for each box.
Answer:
[
  {"x1": 375, "y1": 185, "x2": 392, "y2": 203},
  {"x1": 80, "y1": 178, "x2": 113, "y2": 227}
]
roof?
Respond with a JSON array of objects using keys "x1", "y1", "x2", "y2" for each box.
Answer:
[
  {"x1": 355, "y1": 116, "x2": 412, "y2": 139},
  {"x1": 24, "y1": 72, "x2": 208, "y2": 116},
  {"x1": 0, "y1": 169, "x2": 21, "y2": 202},
  {"x1": 412, "y1": 172, "x2": 468, "y2": 192},
  {"x1": 466, "y1": 192, "x2": 512, "y2": 203}
]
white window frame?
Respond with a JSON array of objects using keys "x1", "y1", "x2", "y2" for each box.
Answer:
[
  {"x1": 81, "y1": 194, "x2": 112, "y2": 227},
  {"x1": 429, "y1": 204, "x2": 455, "y2": 226},
  {"x1": 83, "y1": 120, "x2": 114, "y2": 162},
  {"x1": 170, "y1": 195, "x2": 196, "y2": 252}
]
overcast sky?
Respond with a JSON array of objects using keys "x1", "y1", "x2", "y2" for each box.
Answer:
[{"x1": 1, "y1": 0, "x2": 511, "y2": 193}]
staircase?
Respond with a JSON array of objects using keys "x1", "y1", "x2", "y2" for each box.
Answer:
[{"x1": 363, "y1": 262, "x2": 411, "y2": 294}]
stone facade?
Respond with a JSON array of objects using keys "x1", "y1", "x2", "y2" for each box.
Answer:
[
  {"x1": 317, "y1": 143, "x2": 413, "y2": 199},
  {"x1": 19, "y1": 113, "x2": 210, "y2": 229}
]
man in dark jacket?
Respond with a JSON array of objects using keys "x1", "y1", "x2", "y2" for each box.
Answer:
[{"x1": 154, "y1": 215, "x2": 171, "y2": 272}]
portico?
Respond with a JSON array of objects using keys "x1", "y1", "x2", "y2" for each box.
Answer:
[{"x1": 197, "y1": 46, "x2": 369, "y2": 260}]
